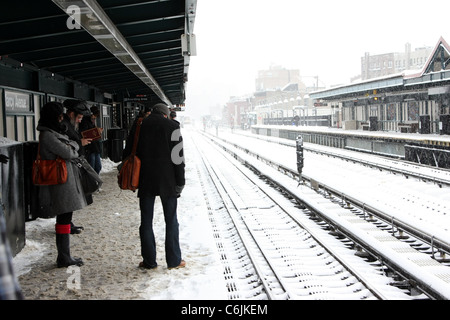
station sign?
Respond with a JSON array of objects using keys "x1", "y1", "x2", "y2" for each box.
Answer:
[
  {"x1": 4, "y1": 90, "x2": 31, "y2": 113},
  {"x1": 313, "y1": 101, "x2": 328, "y2": 107},
  {"x1": 124, "y1": 94, "x2": 148, "y2": 102},
  {"x1": 172, "y1": 104, "x2": 185, "y2": 112}
]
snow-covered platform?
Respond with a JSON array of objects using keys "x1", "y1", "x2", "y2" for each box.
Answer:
[{"x1": 12, "y1": 133, "x2": 228, "y2": 300}]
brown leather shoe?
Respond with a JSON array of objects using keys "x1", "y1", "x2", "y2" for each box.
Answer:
[{"x1": 168, "y1": 260, "x2": 186, "y2": 270}]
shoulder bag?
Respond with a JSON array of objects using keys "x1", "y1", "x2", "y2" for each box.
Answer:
[
  {"x1": 32, "y1": 141, "x2": 68, "y2": 186},
  {"x1": 118, "y1": 118, "x2": 143, "y2": 192},
  {"x1": 73, "y1": 156, "x2": 103, "y2": 195}
]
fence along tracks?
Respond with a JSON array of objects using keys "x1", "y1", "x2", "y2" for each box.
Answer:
[
  {"x1": 193, "y1": 131, "x2": 410, "y2": 300},
  {"x1": 195, "y1": 130, "x2": 450, "y2": 300}
]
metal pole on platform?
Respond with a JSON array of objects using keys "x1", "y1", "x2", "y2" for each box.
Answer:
[{"x1": 296, "y1": 135, "x2": 304, "y2": 185}]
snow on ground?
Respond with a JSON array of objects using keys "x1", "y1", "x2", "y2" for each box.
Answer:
[
  {"x1": 13, "y1": 129, "x2": 228, "y2": 300},
  {"x1": 214, "y1": 127, "x2": 450, "y2": 244},
  {"x1": 11, "y1": 125, "x2": 450, "y2": 300}
]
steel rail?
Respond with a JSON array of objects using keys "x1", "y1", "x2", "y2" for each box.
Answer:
[
  {"x1": 210, "y1": 133, "x2": 450, "y2": 258},
  {"x1": 305, "y1": 147, "x2": 450, "y2": 188},
  {"x1": 236, "y1": 132, "x2": 450, "y2": 187},
  {"x1": 196, "y1": 138, "x2": 289, "y2": 300},
  {"x1": 198, "y1": 132, "x2": 388, "y2": 300},
  {"x1": 204, "y1": 131, "x2": 450, "y2": 299}
]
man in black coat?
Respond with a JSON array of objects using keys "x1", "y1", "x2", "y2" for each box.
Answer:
[
  {"x1": 128, "y1": 103, "x2": 185, "y2": 270},
  {"x1": 61, "y1": 99, "x2": 92, "y2": 157},
  {"x1": 61, "y1": 99, "x2": 93, "y2": 233}
]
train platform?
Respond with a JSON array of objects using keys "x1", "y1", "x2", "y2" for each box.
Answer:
[
  {"x1": 9, "y1": 125, "x2": 450, "y2": 301},
  {"x1": 251, "y1": 124, "x2": 450, "y2": 167},
  {"x1": 252, "y1": 124, "x2": 450, "y2": 145},
  {"x1": 11, "y1": 131, "x2": 228, "y2": 300}
]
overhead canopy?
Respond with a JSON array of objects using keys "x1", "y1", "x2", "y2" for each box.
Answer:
[{"x1": 0, "y1": 0, "x2": 197, "y2": 106}]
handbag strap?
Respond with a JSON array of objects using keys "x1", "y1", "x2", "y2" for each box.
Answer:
[
  {"x1": 36, "y1": 136, "x2": 41, "y2": 161},
  {"x1": 131, "y1": 117, "x2": 143, "y2": 156}
]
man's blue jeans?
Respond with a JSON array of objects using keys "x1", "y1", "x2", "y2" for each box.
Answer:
[
  {"x1": 87, "y1": 152, "x2": 102, "y2": 174},
  {"x1": 139, "y1": 196, "x2": 181, "y2": 268}
]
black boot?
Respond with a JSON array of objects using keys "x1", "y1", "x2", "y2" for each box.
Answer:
[
  {"x1": 56, "y1": 233, "x2": 83, "y2": 268},
  {"x1": 70, "y1": 221, "x2": 84, "y2": 234}
]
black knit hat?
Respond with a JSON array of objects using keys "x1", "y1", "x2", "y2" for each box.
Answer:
[
  {"x1": 38, "y1": 102, "x2": 64, "y2": 132},
  {"x1": 90, "y1": 106, "x2": 100, "y2": 116}
]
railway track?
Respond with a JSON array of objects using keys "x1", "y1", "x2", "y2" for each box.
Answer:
[
  {"x1": 213, "y1": 130, "x2": 450, "y2": 261},
  {"x1": 192, "y1": 131, "x2": 412, "y2": 300},
  {"x1": 195, "y1": 129, "x2": 450, "y2": 299},
  {"x1": 236, "y1": 130, "x2": 450, "y2": 187}
]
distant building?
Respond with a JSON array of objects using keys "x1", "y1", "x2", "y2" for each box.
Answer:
[
  {"x1": 224, "y1": 95, "x2": 253, "y2": 128},
  {"x1": 255, "y1": 65, "x2": 305, "y2": 92},
  {"x1": 225, "y1": 65, "x2": 328, "y2": 127},
  {"x1": 361, "y1": 43, "x2": 432, "y2": 80},
  {"x1": 311, "y1": 37, "x2": 450, "y2": 134}
]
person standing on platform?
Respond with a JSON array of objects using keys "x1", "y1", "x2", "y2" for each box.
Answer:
[
  {"x1": 61, "y1": 99, "x2": 92, "y2": 233},
  {"x1": 170, "y1": 110, "x2": 179, "y2": 125},
  {"x1": 0, "y1": 211, "x2": 23, "y2": 299},
  {"x1": 36, "y1": 102, "x2": 87, "y2": 268},
  {"x1": 123, "y1": 103, "x2": 185, "y2": 270},
  {"x1": 122, "y1": 106, "x2": 151, "y2": 160},
  {"x1": 80, "y1": 106, "x2": 103, "y2": 175},
  {"x1": 0, "y1": 154, "x2": 23, "y2": 299},
  {"x1": 61, "y1": 99, "x2": 92, "y2": 157}
]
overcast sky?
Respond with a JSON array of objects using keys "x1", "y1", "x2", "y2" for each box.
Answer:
[{"x1": 184, "y1": 0, "x2": 450, "y2": 118}]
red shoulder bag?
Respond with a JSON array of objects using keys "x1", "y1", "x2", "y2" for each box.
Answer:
[{"x1": 118, "y1": 118, "x2": 143, "y2": 192}]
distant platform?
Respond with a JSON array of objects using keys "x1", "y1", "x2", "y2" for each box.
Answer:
[{"x1": 251, "y1": 125, "x2": 450, "y2": 167}]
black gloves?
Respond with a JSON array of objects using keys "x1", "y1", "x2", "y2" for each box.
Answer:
[{"x1": 175, "y1": 185, "x2": 184, "y2": 198}]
